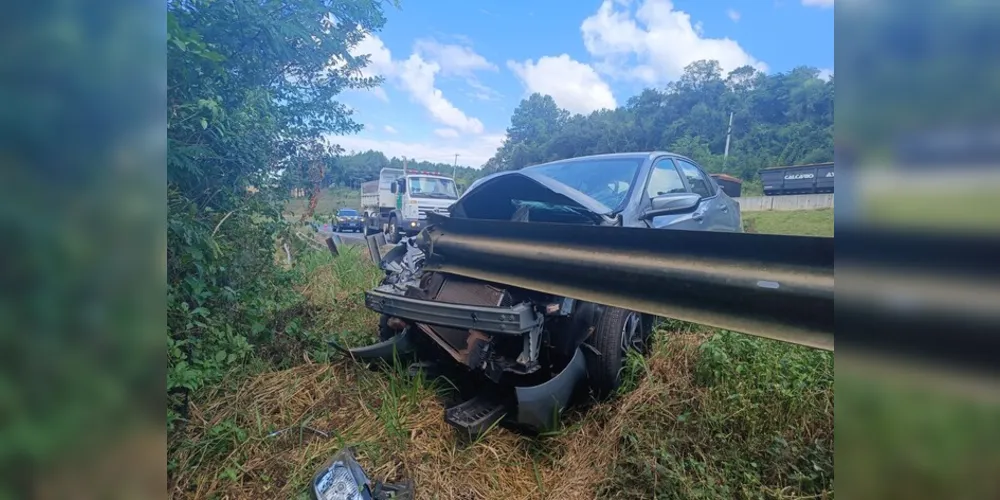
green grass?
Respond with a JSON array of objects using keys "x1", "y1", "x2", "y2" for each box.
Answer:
[
  {"x1": 601, "y1": 330, "x2": 833, "y2": 499},
  {"x1": 743, "y1": 208, "x2": 834, "y2": 237},
  {"x1": 862, "y1": 187, "x2": 1000, "y2": 231}
]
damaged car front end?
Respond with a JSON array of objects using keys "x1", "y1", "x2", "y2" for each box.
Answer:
[
  {"x1": 346, "y1": 157, "x2": 665, "y2": 435},
  {"x1": 356, "y1": 235, "x2": 602, "y2": 434}
]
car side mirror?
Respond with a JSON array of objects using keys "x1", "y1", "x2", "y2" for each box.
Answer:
[
  {"x1": 390, "y1": 183, "x2": 397, "y2": 194},
  {"x1": 643, "y1": 193, "x2": 701, "y2": 219}
]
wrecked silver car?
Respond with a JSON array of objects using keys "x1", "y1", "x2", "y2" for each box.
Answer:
[{"x1": 347, "y1": 152, "x2": 742, "y2": 435}]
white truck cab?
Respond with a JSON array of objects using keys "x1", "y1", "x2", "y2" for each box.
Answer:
[{"x1": 361, "y1": 168, "x2": 459, "y2": 242}]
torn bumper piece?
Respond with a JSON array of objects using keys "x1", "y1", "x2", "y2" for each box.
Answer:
[
  {"x1": 364, "y1": 289, "x2": 542, "y2": 334},
  {"x1": 442, "y1": 347, "x2": 587, "y2": 434},
  {"x1": 335, "y1": 328, "x2": 415, "y2": 361},
  {"x1": 514, "y1": 347, "x2": 586, "y2": 432}
]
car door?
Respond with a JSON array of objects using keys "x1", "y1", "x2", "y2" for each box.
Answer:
[
  {"x1": 707, "y1": 174, "x2": 743, "y2": 231},
  {"x1": 642, "y1": 157, "x2": 704, "y2": 230},
  {"x1": 674, "y1": 158, "x2": 741, "y2": 232}
]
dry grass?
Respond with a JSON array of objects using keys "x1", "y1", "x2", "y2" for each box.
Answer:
[
  {"x1": 169, "y1": 331, "x2": 710, "y2": 500},
  {"x1": 169, "y1": 320, "x2": 833, "y2": 499}
]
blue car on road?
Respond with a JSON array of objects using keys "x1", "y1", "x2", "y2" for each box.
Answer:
[{"x1": 333, "y1": 208, "x2": 363, "y2": 233}]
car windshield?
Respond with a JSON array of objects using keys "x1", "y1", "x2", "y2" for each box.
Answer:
[
  {"x1": 337, "y1": 209, "x2": 358, "y2": 216},
  {"x1": 409, "y1": 176, "x2": 458, "y2": 199},
  {"x1": 525, "y1": 157, "x2": 644, "y2": 210}
]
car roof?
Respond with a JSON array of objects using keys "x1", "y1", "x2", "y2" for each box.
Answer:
[{"x1": 522, "y1": 151, "x2": 690, "y2": 169}]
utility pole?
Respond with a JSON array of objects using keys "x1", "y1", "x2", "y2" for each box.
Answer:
[
  {"x1": 452, "y1": 153, "x2": 459, "y2": 178},
  {"x1": 723, "y1": 111, "x2": 734, "y2": 168},
  {"x1": 402, "y1": 156, "x2": 408, "y2": 174}
]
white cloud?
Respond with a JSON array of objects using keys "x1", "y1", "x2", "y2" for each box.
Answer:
[
  {"x1": 466, "y1": 78, "x2": 503, "y2": 101},
  {"x1": 414, "y1": 39, "x2": 498, "y2": 77},
  {"x1": 327, "y1": 133, "x2": 506, "y2": 168},
  {"x1": 818, "y1": 68, "x2": 833, "y2": 81},
  {"x1": 351, "y1": 34, "x2": 395, "y2": 79},
  {"x1": 434, "y1": 128, "x2": 460, "y2": 138},
  {"x1": 727, "y1": 8, "x2": 741, "y2": 22},
  {"x1": 507, "y1": 55, "x2": 617, "y2": 115},
  {"x1": 327, "y1": 34, "x2": 394, "y2": 101},
  {"x1": 580, "y1": 0, "x2": 767, "y2": 85},
  {"x1": 397, "y1": 54, "x2": 485, "y2": 134},
  {"x1": 802, "y1": 0, "x2": 834, "y2": 7},
  {"x1": 383, "y1": 125, "x2": 398, "y2": 134},
  {"x1": 415, "y1": 39, "x2": 503, "y2": 103},
  {"x1": 347, "y1": 34, "x2": 486, "y2": 135}
]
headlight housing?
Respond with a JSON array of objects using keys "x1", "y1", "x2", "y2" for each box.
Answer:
[{"x1": 312, "y1": 448, "x2": 372, "y2": 500}]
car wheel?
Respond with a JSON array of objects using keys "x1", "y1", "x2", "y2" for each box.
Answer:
[
  {"x1": 387, "y1": 216, "x2": 399, "y2": 244},
  {"x1": 584, "y1": 307, "x2": 650, "y2": 400}
]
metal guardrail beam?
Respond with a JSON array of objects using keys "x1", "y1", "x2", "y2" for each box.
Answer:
[{"x1": 418, "y1": 214, "x2": 834, "y2": 350}]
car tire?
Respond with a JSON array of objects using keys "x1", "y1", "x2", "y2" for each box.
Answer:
[
  {"x1": 387, "y1": 216, "x2": 400, "y2": 244},
  {"x1": 584, "y1": 306, "x2": 650, "y2": 400}
]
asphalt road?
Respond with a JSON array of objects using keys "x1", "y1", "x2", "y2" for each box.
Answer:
[{"x1": 316, "y1": 222, "x2": 366, "y2": 245}]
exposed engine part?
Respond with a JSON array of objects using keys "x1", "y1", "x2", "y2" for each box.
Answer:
[
  {"x1": 416, "y1": 323, "x2": 491, "y2": 368},
  {"x1": 516, "y1": 321, "x2": 542, "y2": 367},
  {"x1": 375, "y1": 239, "x2": 426, "y2": 294},
  {"x1": 432, "y1": 276, "x2": 512, "y2": 307}
]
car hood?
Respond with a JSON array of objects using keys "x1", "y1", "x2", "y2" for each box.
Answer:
[{"x1": 449, "y1": 170, "x2": 615, "y2": 224}]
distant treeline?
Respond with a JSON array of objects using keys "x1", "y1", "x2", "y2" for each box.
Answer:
[
  {"x1": 323, "y1": 150, "x2": 481, "y2": 191},
  {"x1": 485, "y1": 60, "x2": 833, "y2": 182},
  {"x1": 318, "y1": 60, "x2": 832, "y2": 192}
]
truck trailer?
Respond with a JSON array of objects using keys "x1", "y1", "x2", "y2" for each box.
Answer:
[
  {"x1": 759, "y1": 162, "x2": 834, "y2": 196},
  {"x1": 361, "y1": 168, "x2": 460, "y2": 243}
]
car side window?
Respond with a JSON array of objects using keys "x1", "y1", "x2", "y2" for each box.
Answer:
[
  {"x1": 646, "y1": 159, "x2": 687, "y2": 198},
  {"x1": 676, "y1": 159, "x2": 713, "y2": 197}
]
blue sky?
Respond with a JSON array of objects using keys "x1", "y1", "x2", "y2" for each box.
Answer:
[{"x1": 329, "y1": 0, "x2": 834, "y2": 168}]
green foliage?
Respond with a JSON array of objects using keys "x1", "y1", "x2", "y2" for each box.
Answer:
[
  {"x1": 486, "y1": 61, "x2": 833, "y2": 180},
  {"x1": 604, "y1": 332, "x2": 834, "y2": 499},
  {"x1": 167, "y1": 0, "x2": 388, "y2": 432}
]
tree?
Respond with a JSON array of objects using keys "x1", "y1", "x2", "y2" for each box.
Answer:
[
  {"x1": 484, "y1": 62, "x2": 833, "y2": 181},
  {"x1": 489, "y1": 94, "x2": 570, "y2": 172}
]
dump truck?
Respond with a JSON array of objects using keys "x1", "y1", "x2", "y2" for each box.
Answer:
[{"x1": 360, "y1": 168, "x2": 459, "y2": 243}]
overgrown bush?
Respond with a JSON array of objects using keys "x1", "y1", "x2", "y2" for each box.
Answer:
[{"x1": 167, "y1": 0, "x2": 388, "y2": 432}]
